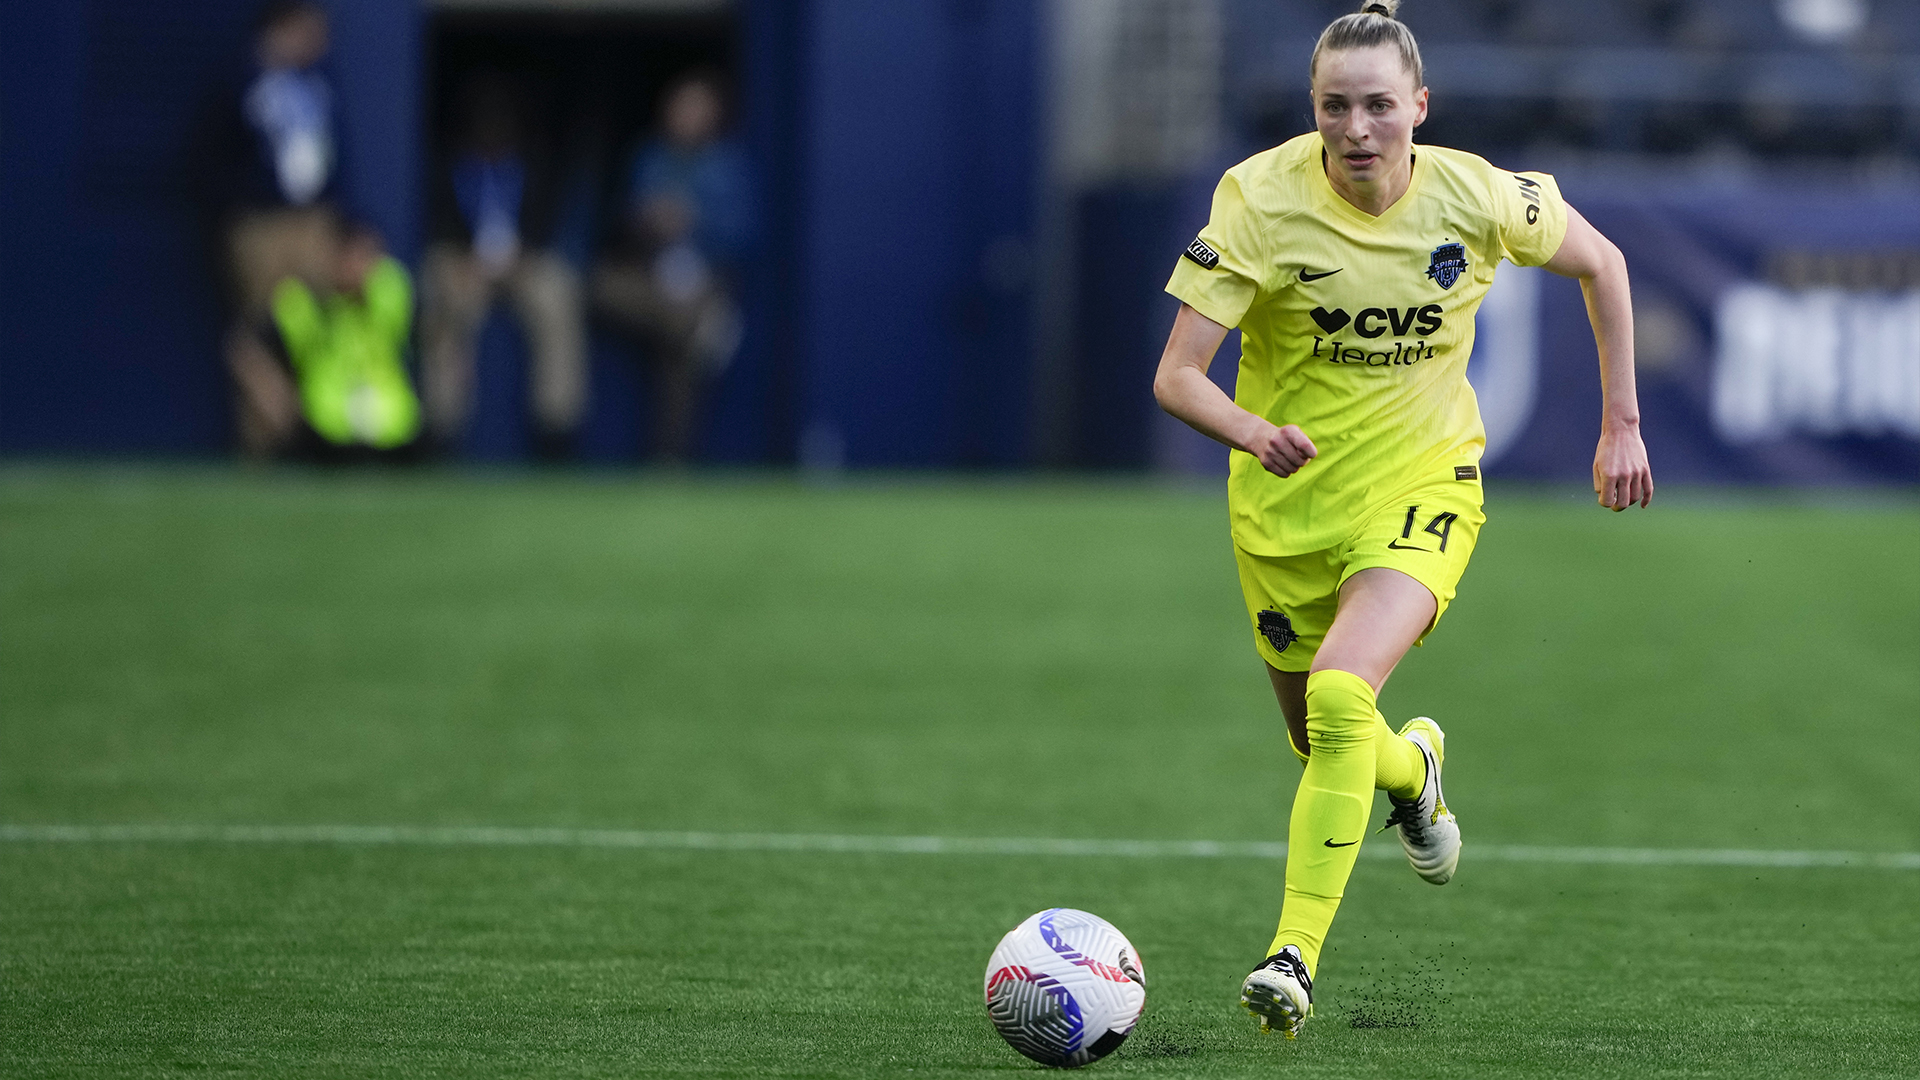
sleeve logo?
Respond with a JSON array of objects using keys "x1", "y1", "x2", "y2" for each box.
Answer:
[
  {"x1": 1515, "y1": 175, "x2": 1542, "y2": 224},
  {"x1": 1184, "y1": 238, "x2": 1221, "y2": 270}
]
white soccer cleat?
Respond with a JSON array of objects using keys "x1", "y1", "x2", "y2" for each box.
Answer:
[
  {"x1": 1383, "y1": 717, "x2": 1460, "y2": 885},
  {"x1": 1241, "y1": 945, "x2": 1314, "y2": 1038}
]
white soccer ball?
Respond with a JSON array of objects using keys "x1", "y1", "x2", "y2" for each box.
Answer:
[{"x1": 983, "y1": 908, "x2": 1146, "y2": 1068}]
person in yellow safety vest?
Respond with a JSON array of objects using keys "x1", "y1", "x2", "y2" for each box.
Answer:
[{"x1": 271, "y1": 224, "x2": 422, "y2": 451}]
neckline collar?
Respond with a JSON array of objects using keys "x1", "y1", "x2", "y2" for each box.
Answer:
[{"x1": 1316, "y1": 146, "x2": 1425, "y2": 228}]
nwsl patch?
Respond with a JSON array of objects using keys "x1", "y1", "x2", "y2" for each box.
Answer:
[
  {"x1": 1184, "y1": 238, "x2": 1221, "y2": 270},
  {"x1": 1426, "y1": 242, "x2": 1468, "y2": 290},
  {"x1": 1257, "y1": 609, "x2": 1298, "y2": 654}
]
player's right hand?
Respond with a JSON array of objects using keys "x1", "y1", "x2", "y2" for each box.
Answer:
[{"x1": 1248, "y1": 422, "x2": 1318, "y2": 479}]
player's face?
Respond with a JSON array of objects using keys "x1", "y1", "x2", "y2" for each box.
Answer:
[{"x1": 1311, "y1": 45, "x2": 1427, "y2": 188}]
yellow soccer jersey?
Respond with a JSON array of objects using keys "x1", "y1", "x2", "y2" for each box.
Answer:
[{"x1": 1166, "y1": 133, "x2": 1567, "y2": 556}]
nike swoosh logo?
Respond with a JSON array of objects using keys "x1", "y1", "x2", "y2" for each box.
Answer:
[
  {"x1": 1299, "y1": 268, "x2": 1343, "y2": 282},
  {"x1": 1386, "y1": 540, "x2": 1430, "y2": 551},
  {"x1": 1324, "y1": 839, "x2": 1358, "y2": 848}
]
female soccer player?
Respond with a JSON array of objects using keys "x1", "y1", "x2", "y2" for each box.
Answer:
[{"x1": 1153, "y1": 0, "x2": 1652, "y2": 1037}]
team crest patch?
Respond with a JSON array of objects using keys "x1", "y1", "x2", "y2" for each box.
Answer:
[
  {"x1": 1426, "y1": 241, "x2": 1468, "y2": 290},
  {"x1": 1184, "y1": 238, "x2": 1220, "y2": 270},
  {"x1": 1257, "y1": 609, "x2": 1298, "y2": 654}
]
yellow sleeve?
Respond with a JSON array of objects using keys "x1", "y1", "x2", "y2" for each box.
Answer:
[
  {"x1": 1494, "y1": 168, "x2": 1568, "y2": 267},
  {"x1": 1165, "y1": 172, "x2": 1265, "y2": 328},
  {"x1": 270, "y1": 277, "x2": 322, "y2": 370},
  {"x1": 363, "y1": 257, "x2": 414, "y2": 340}
]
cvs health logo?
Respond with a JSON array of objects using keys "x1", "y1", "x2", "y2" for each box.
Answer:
[
  {"x1": 1310, "y1": 304, "x2": 1443, "y2": 337},
  {"x1": 1309, "y1": 304, "x2": 1446, "y2": 367}
]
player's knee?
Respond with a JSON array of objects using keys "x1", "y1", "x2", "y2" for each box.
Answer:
[
  {"x1": 1303, "y1": 668, "x2": 1376, "y2": 752},
  {"x1": 1304, "y1": 710, "x2": 1372, "y2": 753}
]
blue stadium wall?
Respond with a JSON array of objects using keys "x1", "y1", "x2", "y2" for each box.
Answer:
[{"x1": 797, "y1": 0, "x2": 1038, "y2": 468}]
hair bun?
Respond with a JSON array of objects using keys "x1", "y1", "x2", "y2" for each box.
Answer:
[{"x1": 1362, "y1": 1, "x2": 1398, "y2": 16}]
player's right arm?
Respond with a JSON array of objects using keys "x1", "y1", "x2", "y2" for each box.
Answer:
[
  {"x1": 1159, "y1": 167, "x2": 1318, "y2": 478},
  {"x1": 1153, "y1": 304, "x2": 1318, "y2": 479}
]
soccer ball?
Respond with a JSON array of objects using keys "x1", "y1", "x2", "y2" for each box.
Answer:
[{"x1": 983, "y1": 908, "x2": 1146, "y2": 1068}]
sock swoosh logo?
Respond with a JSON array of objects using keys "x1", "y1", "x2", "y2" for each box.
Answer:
[{"x1": 1323, "y1": 838, "x2": 1358, "y2": 848}]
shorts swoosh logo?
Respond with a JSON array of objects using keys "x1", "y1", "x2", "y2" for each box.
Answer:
[
  {"x1": 1386, "y1": 539, "x2": 1430, "y2": 551},
  {"x1": 1299, "y1": 268, "x2": 1343, "y2": 282},
  {"x1": 1324, "y1": 838, "x2": 1358, "y2": 848}
]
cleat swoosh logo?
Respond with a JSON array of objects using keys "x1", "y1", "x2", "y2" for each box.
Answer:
[
  {"x1": 1323, "y1": 838, "x2": 1358, "y2": 848},
  {"x1": 1299, "y1": 268, "x2": 1343, "y2": 282}
]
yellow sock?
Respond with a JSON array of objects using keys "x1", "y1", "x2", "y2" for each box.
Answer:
[
  {"x1": 1372, "y1": 710, "x2": 1425, "y2": 799},
  {"x1": 1288, "y1": 712, "x2": 1424, "y2": 802},
  {"x1": 1268, "y1": 669, "x2": 1378, "y2": 975}
]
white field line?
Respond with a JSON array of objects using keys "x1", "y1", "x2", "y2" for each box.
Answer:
[{"x1": 0, "y1": 823, "x2": 1916, "y2": 870}]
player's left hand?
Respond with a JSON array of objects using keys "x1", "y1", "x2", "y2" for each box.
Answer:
[{"x1": 1593, "y1": 420, "x2": 1652, "y2": 511}]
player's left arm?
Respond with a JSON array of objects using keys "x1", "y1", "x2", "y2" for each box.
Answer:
[{"x1": 1541, "y1": 205, "x2": 1653, "y2": 511}]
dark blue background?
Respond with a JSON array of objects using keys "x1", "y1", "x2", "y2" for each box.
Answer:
[
  {"x1": 0, "y1": 0, "x2": 419, "y2": 454},
  {"x1": 2, "y1": 0, "x2": 1914, "y2": 482},
  {"x1": 0, "y1": 0, "x2": 1039, "y2": 468}
]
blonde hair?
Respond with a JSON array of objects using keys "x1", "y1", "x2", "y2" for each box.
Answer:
[{"x1": 1310, "y1": 1, "x2": 1425, "y2": 89}]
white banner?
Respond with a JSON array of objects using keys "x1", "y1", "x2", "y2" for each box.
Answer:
[{"x1": 1713, "y1": 285, "x2": 1920, "y2": 444}]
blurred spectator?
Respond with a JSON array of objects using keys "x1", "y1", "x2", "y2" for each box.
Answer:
[
  {"x1": 422, "y1": 73, "x2": 586, "y2": 459},
  {"x1": 217, "y1": 0, "x2": 345, "y2": 459},
  {"x1": 593, "y1": 71, "x2": 754, "y2": 462},
  {"x1": 271, "y1": 222, "x2": 422, "y2": 457}
]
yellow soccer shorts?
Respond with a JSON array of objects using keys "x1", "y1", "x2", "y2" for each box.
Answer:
[{"x1": 1235, "y1": 476, "x2": 1486, "y2": 672}]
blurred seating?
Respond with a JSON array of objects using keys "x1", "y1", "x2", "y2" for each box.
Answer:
[{"x1": 1229, "y1": 0, "x2": 1920, "y2": 161}]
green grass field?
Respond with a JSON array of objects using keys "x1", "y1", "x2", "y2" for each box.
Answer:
[{"x1": 2, "y1": 467, "x2": 1917, "y2": 1078}]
